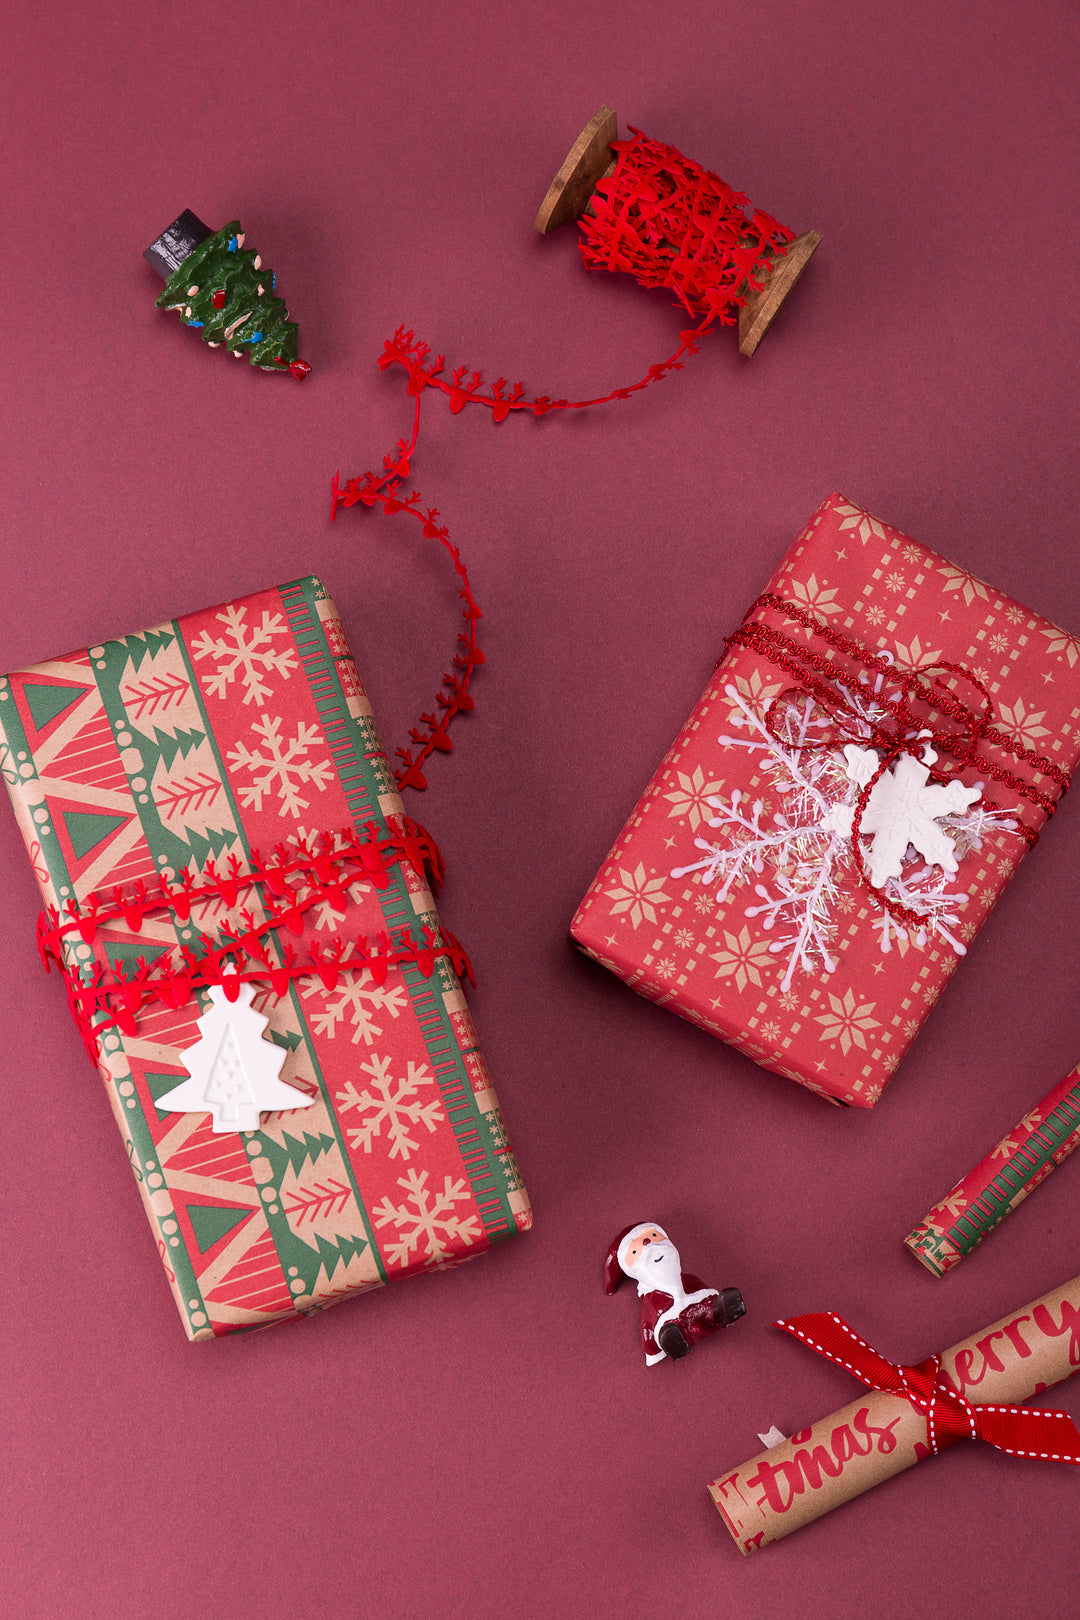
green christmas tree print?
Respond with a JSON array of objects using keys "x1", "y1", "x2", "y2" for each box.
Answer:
[{"x1": 155, "y1": 222, "x2": 310, "y2": 376}]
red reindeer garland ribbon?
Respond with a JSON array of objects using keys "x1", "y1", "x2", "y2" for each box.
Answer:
[
  {"x1": 722, "y1": 592, "x2": 1071, "y2": 929},
  {"x1": 779, "y1": 1313, "x2": 1080, "y2": 1464},
  {"x1": 579, "y1": 131, "x2": 794, "y2": 328},
  {"x1": 333, "y1": 133, "x2": 797, "y2": 663},
  {"x1": 39, "y1": 823, "x2": 474, "y2": 1065}
]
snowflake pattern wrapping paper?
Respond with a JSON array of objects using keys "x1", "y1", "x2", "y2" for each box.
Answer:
[
  {"x1": 0, "y1": 578, "x2": 530, "y2": 1338},
  {"x1": 570, "y1": 494, "x2": 1080, "y2": 1107}
]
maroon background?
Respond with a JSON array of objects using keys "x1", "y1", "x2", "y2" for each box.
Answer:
[{"x1": 4, "y1": 2, "x2": 1080, "y2": 1615}]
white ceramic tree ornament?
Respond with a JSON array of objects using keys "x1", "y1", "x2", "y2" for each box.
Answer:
[
  {"x1": 155, "y1": 980, "x2": 315, "y2": 1133},
  {"x1": 822, "y1": 740, "x2": 982, "y2": 888}
]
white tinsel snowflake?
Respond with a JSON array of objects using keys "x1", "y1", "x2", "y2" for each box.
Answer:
[{"x1": 671, "y1": 680, "x2": 1015, "y2": 991}]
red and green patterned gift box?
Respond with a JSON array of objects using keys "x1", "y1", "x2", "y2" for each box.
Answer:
[
  {"x1": 0, "y1": 577, "x2": 530, "y2": 1339},
  {"x1": 571, "y1": 494, "x2": 1080, "y2": 1108}
]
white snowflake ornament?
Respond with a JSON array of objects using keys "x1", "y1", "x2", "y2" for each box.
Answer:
[
  {"x1": 156, "y1": 981, "x2": 315, "y2": 1133},
  {"x1": 822, "y1": 742, "x2": 982, "y2": 888}
]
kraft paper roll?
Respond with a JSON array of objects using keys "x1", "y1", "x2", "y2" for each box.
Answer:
[{"x1": 709, "y1": 1273, "x2": 1080, "y2": 1552}]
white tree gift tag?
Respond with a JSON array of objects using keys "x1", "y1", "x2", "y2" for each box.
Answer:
[{"x1": 155, "y1": 981, "x2": 315, "y2": 1133}]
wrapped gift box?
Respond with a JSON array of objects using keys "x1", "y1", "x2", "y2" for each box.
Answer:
[
  {"x1": 0, "y1": 577, "x2": 530, "y2": 1338},
  {"x1": 571, "y1": 494, "x2": 1080, "y2": 1107}
]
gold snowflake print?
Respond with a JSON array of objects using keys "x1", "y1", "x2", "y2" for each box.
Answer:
[
  {"x1": 604, "y1": 863, "x2": 672, "y2": 929},
  {"x1": 815, "y1": 987, "x2": 881, "y2": 1054},
  {"x1": 710, "y1": 925, "x2": 775, "y2": 993}
]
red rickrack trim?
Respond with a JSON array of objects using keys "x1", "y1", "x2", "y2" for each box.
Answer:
[
  {"x1": 37, "y1": 823, "x2": 474, "y2": 1065},
  {"x1": 722, "y1": 592, "x2": 1071, "y2": 930},
  {"x1": 777, "y1": 1311, "x2": 1080, "y2": 1465}
]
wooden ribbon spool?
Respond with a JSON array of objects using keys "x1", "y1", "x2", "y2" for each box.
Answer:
[{"x1": 534, "y1": 106, "x2": 821, "y2": 357}]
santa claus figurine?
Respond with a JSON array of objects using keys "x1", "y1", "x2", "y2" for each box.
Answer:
[{"x1": 604, "y1": 1222, "x2": 745, "y2": 1366}]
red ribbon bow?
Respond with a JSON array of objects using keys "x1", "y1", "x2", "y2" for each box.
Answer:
[{"x1": 778, "y1": 1312, "x2": 1080, "y2": 1464}]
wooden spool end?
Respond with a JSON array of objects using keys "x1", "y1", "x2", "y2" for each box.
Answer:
[
  {"x1": 534, "y1": 105, "x2": 618, "y2": 234},
  {"x1": 737, "y1": 229, "x2": 822, "y2": 357}
]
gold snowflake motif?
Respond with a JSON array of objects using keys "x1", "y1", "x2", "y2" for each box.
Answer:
[
  {"x1": 938, "y1": 563, "x2": 990, "y2": 608},
  {"x1": 1041, "y1": 624, "x2": 1080, "y2": 667},
  {"x1": 864, "y1": 604, "x2": 886, "y2": 627},
  {"x1": 992, "y1": 1134, "x2": 1022, "y2": 1160},
  {"x1": 604, "y1": 863, "x2": 672, "y2": 929},
  {"x1": 663, "y1": 763, "x2": 725, "y2": 831},
  {"x1": 901, "y1": 544, "x2": 922, "y2": 563},
  {"x1": 732, "y1": 668, "x2": 785, "y2": 708},
  {"x1": 988, "y1": 633, "x2": 1010, "y2": 655},
  {"x1": 996, "y1": 695, "x2": 1050, "y2": 749},
  {"x1": 654, "y1": 956, "x2": 678, "y2": 980},
  {"x1": 710, "y1": 924, "x2": 775, "y2": 993},
  {"x1": 834, "y1": 503, "x2": 888, "y2": 544},
  {"x1": 903, "y1": 1019, "x2": 921, "y2": 1039},
  {"x1": 1005, "y1": 604, "x2": 1026, "y2": 626},
  {"x1": 814, "y1": 987, "x2": 881, "y2": 1054},
  {"x1": 884, "y1": 571, "x2": 907, "y2": 594},
  {"x1": 693, "y1": 891, "x2": 714, "y2": 915},
  {"x1": 758, "y1": 1019, "x2": 784, "y2": 1044},
  {"x1": 1018, "y1": 1109, "x2": 1044, "y2": 1134},
  {"x1": 674, "y1": 927, "x2": 696, "y2": 950},
  {"x1": 788, "y1": 571, "x2": 842, "y2": 618},
  {"x1": 937, "y1": 1188, "x2": 968, "y2": 1220},
  {"x1": 894, "y1": 634, "x2": 944, "y2": 670}
]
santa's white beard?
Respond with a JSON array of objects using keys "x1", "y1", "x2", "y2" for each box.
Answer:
[{"x1": 627, "y1": 1240, "x2": 685, "y2": 1302}]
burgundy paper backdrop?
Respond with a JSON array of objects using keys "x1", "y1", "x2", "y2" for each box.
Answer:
[{"x1": 4, "y1": 2, "x2": 1080, "y2": 1615}]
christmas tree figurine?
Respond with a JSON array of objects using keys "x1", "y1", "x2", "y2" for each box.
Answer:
[
  {"x1": 156, "y1": 981, "x2": 315, "y2": 1133},
  {"x1": 144, "y1": 209, "x2": 311, "y2": 377}
]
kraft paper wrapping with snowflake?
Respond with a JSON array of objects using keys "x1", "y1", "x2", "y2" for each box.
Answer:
[
  {"x1": 0, "y1": 578, "x2": 530, "y2": 1340},
  {"x1": 571, "y1": 493, "x2": 1080, "y2": 1107}
]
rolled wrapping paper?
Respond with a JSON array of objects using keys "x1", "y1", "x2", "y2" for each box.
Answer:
[
  {"x1": 709, "y1": 1274, "x2": 1080, "y2": 1553},
  {"x1": 905, "y1": 1064, "x2": 1080, "y2": 1276}
]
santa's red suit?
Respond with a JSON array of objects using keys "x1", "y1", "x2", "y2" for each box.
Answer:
[{"x1": 604, "y1": 1222, "x2": 744, "y2": 1366}]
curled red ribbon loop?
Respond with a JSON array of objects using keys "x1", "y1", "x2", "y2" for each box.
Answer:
[{"x1": 778, "y1": 1312, "x2": 1080, "y2": 1464}]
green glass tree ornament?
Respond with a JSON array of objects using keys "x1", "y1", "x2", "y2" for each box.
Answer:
[{"x1": 144, "y1": 210, "x2": 311, "y2": 377}]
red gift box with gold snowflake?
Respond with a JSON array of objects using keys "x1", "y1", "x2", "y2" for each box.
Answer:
[
  {"x1": 571, "y1": 494, "x2": 1080, "y2": 1107},
  {"x1": 0, "y1": 577, "x2": 530, "y2": 1337}
]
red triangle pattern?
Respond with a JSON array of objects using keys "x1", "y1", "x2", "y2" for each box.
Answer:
[
  {"x1": 163, "y1": 1124, "x2": 259, "y2": 1187},
  {"x1": 47, "y1": 708, "x2": 129, "y2": 792},
  {"x1": 204, "y1": 1227, "x2": 295, "y2": 1317}
]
